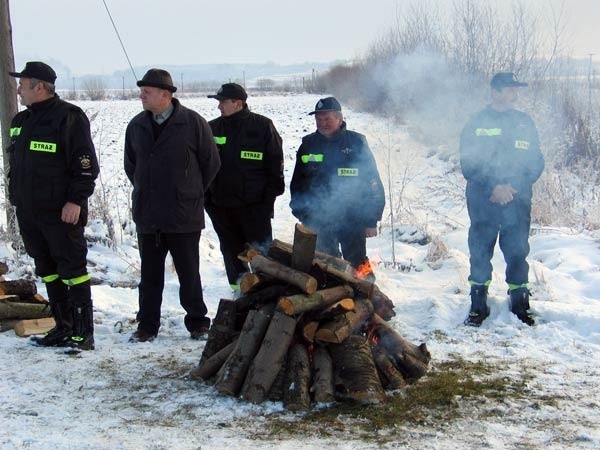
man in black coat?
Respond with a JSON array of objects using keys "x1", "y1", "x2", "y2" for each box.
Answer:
[
  {"x1": 290, "y1": 97, "x2": 385, "y2": 279},
  {"x1": 124, "y1": 69, "x2": 220, "y2": 342},
  {"x1": 206, "y1": 83, "x2": 284, "y2": 291},
  {"x1": 8, "y1": 61, "x2": 99, "y2": 351},
  {"x1": 460, "y1": 72, "x2": 544, "y2": 327}
]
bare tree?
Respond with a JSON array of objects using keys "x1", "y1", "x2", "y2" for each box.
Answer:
[
  {"x1": 256, "y1": 78, "x2": 275, "y2": 91},
  {"x1": 82, "y1": 77, "x2": 107, "y2": 101}
]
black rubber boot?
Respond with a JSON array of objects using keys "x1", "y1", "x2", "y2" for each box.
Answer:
[
  {"x1": 68, "y1": 304, "x2": 95, "y2": 350},
  {"x1": 66, "y1": 281, "x2": 95, "y2": 351},
  {"x1": 510, "y1": 287, "x2": 535, "y2": 326},
  {"x1": 31, "y1": 280, "x2": 73, "y2": 347},
  {"x1": 464, "y1": 285, "x2": 490, "y2": 327}
]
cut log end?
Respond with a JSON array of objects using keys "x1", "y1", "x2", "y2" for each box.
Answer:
[
  {"x1": 13, "y1": 317, "x2": 56, "y2": 337},
  {"x1": 276, "y1": 298, "x2": 294, "y2": 316}
]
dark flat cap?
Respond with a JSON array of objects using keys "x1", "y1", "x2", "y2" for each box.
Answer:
[
  {"x1": 308, "y1": 97, "x2": 342, "y2": 115},
  {"x1": 490, "y1": 72, "x2": 528, "y2": 90},
  {"x1": 207, "y1": 83, "x2": 247, "y2": 101},
  {"x1": 9, "y1": 61, "x2": 57, "y2": 84}
]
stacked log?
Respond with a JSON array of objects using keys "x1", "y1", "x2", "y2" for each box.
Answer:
[
  {"x1": 191, "y1": 223, "x2": 431, "y2": 408},
  {"x1": 0, "y1": 263, "x2": 53, "y2": 335}
]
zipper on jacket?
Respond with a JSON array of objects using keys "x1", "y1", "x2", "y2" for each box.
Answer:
[{"x1": 185, "y1": 150, "x2": 190, "y2": 177}]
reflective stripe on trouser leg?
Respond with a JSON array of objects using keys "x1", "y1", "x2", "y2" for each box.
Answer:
[{"x1": 44, "y1": 276, "x2": 72, "y2": 330}]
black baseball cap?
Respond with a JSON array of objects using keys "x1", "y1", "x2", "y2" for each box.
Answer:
[
  {"x1": 308, "y1": 97, "x2": 342, "y2": 115},
  {"x1": 490, "y1": 72, "x2": 528, "y2": 90},
  {"x1": 207, "y1": 83, "x2": 248, "y2": 101},
  {"x1": 9, "y1": 61, "x2": 57, "y2": 84},
  {"x1": 137, "y1": 69, "x2": 177, "y2": 93}
]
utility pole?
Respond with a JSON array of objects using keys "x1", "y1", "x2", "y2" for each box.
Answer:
[
  {"x1": 588, "y1": 53, "x2": 594, "y2": 118},
  {"x1": 0, "y1": 0, "x2": 18, "y2": 238}
]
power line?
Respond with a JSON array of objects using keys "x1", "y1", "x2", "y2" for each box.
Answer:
[{"x1": 101, "y1": 0, "x2": 137, "y2": 81}]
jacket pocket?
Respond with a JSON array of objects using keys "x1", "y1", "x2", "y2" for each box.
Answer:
[
  {"x1": 175, "y1": 189, "x2": 202, "y2": 225},
  {"x1": 131, "y1": 189, "x2": 143, "y2": 224},
  {"x1": 32, "y1": 170, "x2": 67, "y2": 211}
]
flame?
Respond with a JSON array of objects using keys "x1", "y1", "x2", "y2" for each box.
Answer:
[
  {"x1": 370, "y1": 333, "x2": 379, "y2": 345},
  {"x1": 355, "y1": 259, "x2": 374, "y2": 280},
  {"x1": 365, "y1": 323, "x2": 379, "y2": 345}
]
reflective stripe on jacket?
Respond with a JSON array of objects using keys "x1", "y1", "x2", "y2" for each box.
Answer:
[
  {"x1": 459, "y1": 105, "x2": 544, "y2": 204},
  {"x1": 290, "y1": 123, "x2": 385, "y2": 228},
  {"x1": 8, "y1": 95, "x2": 98, "y2": 221},
  {"x1": 207, "y1": 106, "x2": 284, "y2": 208}
]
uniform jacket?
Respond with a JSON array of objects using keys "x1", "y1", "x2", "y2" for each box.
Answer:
[
  {"x1": 124, "y1": 98, "x2": 220, "y2": 234},
  {"x1": 207, "y1": 106, "x2": 284, "y2": 209},
  {"x1": 460, "y1": 105, "x2": 545, "y2": 206},
  {"x1": 290, "y1": 123, "x2": 385, "y2": 228},
  {"x1": 8, "y1": 95, "x2": 98, "y2": 224}
]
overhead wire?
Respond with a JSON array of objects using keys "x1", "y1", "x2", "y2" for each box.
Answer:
[{"x1": 101, "y1": 0, "x2": 137, "y2": 81}]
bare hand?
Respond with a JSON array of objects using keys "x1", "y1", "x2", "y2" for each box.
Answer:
[
  {"x1": 61, "y1": 202, "x2": 81, "y2": 224},
  {"x1": 365, "y1": 227, "x2": 377, "y2": 238},
  {"x1": 489, "y1": 184, "x2": 517, "y2": 205}
]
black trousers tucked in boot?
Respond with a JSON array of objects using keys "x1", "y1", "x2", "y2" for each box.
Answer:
[{"x1": 31, "y1": 279, "x2": 73, "y2": 347}]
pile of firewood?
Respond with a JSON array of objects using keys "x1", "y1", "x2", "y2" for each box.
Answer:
[
  {"x1": 0, "y1": 261, "x2": 54, "y2": 336},
  {"x1": 191, "y1": 224, "x2": 431, "y2": 409}
]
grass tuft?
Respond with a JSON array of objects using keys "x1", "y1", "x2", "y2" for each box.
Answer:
[{"x1": 264, "y1": 357, "x2": 549, "y2": 441}]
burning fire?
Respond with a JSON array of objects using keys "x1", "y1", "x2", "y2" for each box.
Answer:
[{"x1": 355, "y1": 259, "x2": 374, "y2": 280}]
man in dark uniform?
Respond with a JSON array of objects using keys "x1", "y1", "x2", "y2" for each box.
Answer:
[
  {"x1": 460, "y1": 72, "x2": 545, "y2": 327},
  {"x1": 125, "y1": 69, "x2": 220, "y2": 342},
  {"x1": 206, "y1": 83, "x2": 284, "y2": 292},
  {"x1": 290, "y1": 97, "x2": 385, "y2": 279},
  {"x1": 8, "y1": 61, "x2": 99, "y2": 350}
]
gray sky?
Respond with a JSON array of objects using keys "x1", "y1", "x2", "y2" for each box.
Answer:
[{"x1": 8, "y1": 0, "x2": 600, "y2": 76}]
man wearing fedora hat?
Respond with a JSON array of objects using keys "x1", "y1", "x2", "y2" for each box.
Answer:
[
  {"x1": 205, "y1": 83, "x2": 284, "y2": 291},
  {"x1": 460, "y1": 72, "x2": 544, "y2": 327},
  {"x1": 124, "y1": 68, "x2": 220, "y2": 342},
  {"x1": 8, "y1": 61, "x2": 99, "y2": 351},
  {"x1": 290, "y1": 97, "x2": 385, "y2": 280}
]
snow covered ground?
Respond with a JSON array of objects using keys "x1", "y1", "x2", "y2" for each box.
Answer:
[{"x1": 1, "y1": 94, "x2": 599, "y2": 449}]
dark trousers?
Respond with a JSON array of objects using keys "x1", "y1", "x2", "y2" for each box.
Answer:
[
  {"x1": 16, "y1": 209, "x2": 88, "y2": 281},
  {"x1": 16, "y1": 208, "x2": 92, "y2": 309},
  {"x1": 137, "y1": 231, "x2": 208, "y2": 335},
  {"x1": 205, "y1": 203, "x2": 273, "y2": 285},
  {"x1": 467, "y1": 197, "x2": 531, "y2": 286},
  {"x1": 305, "y1": 221, "x2": 367, "y2": 269}
]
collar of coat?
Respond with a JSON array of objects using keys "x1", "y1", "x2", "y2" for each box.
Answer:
[
  {"x1": 141, "y1": 98, "x2": 186, "y2": 127},
  {"x1": 27, "y1": 94, "x2": 59, "y2": 113},
  {"x1": 222, "y1": 104, "x2": 251, "y2": 122},
  {"x1": 316, "y1": 121, "x2": 348, "y2": 141}
]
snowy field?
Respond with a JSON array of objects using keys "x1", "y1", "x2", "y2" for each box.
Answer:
[{"x1": 1, "y1": 93, "x2": 599, "y2": 449}]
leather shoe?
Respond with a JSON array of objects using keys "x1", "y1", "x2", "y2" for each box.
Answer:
[{"x1": 129, "y1": 329, "x2": 157, "y2": 343}]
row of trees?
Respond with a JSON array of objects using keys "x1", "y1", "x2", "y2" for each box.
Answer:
[{"x1": 64, "y1": 74, "x2": 324, "y2": 101}]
